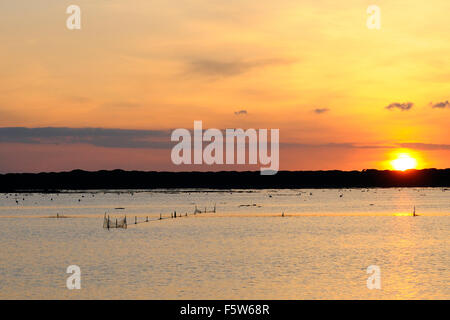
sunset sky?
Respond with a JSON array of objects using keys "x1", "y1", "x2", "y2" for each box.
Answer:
[{"x1": 1, "y1": 0, "x2": 450, "y2": 173}]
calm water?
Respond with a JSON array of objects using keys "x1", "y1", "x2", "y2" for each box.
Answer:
[{"x1": 0, "y1": 188, "x2": 448, "y2": 299}]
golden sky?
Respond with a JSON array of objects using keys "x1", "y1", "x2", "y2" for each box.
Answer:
[{"x1": 0, "y1": 1, "x2": 449, "y2": 172}]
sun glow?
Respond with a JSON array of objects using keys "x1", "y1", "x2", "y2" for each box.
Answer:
[{"x1": 391, "y1": 153, "x2": 418, "y2": 171}]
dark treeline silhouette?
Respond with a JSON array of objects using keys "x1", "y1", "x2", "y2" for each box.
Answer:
[{"x1": 1, "y1": 169, "x2": 450, "y2": 192}]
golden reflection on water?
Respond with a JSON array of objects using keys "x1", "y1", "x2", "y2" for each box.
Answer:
[{"x1": 383, "y1": 217, "x2": 421, "y2": 299}]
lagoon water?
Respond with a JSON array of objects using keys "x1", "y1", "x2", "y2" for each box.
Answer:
[{"x1": 0, "y1": 188, "x2": 448, "y2": 299}]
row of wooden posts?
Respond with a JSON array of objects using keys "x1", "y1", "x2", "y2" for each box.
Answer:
[
  {"x1": 135, "y1": 204, "x2": 215, "y2": 224},
  {"x1": 104, "y1": 204, "x2": 216, "y2": 229}
]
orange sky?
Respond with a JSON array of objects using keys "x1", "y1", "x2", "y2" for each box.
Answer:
[{"x1": 0, "y1": 1, "x2": 449, "y2": 172}]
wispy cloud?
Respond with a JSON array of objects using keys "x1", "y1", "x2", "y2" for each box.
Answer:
[
  {"x1": 187, "y1": 58, "x2": 295, "y2": 77},
  {"x1": 3, "y1": 127, "x2": 450, "y2": 153},
  {"x1": 398, "y1": 142, "x2": 450, "y2": 150},
  {"x1": 385, "y1": 102, "x2": 413, "y2": 111},
  {"x1": 234, "y1": 110, "x2": 247, "y2": 116},
  {"x1": 101, "y1": 102, "x2": 142, "y2": 109},
  {"x1": 431, "y1": 101, "x2": 450, "y2": 109},
  {"x1": 282, "y1": 142, "x2": 393, "y2": 149},
  {"x1": 284, "y1": 142, "x2": 450, "y2": 151},
  {"x1": 67, "y1": 96, "x2": 91, "y2": 104},
  {"x1": 0, "y1": 127, "x2": 170, "y2": 149},
  {"x1": 313, "y1": 108, "x2": 329, "y2": 114}
]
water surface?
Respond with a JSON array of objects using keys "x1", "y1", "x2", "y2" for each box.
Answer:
[{"x1": 0, "y1": 188, "x2": 448, "y2": 299}]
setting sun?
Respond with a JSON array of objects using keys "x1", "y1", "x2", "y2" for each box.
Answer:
[{"x1": 391, "y1": 153, "x2": 418, "y2": 171}]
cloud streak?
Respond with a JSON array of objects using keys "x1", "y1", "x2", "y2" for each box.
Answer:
[
  {"x1": 187, "y1": 58, "x2": 295, "y2": 77},
  {"x1": 431, "y1": 101, "x2": 450, "y2": 109},
  {"x1": 2, "y1": 127, "x2": 450, "y2": 153},
  {"x1": 385, "y1": 102, "x2": 414, "y2": 111},
  {"x1": 0, "y1": 127, "x2": 170, "y2": 149},
  {"x1": 398, "y1": 142, "x2": 450, "y2": 150},
  {"x1": 313, "y1": 108, "x2": 329, "y2": 114}
]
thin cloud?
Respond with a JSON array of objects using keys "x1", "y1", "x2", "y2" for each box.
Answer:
[
  {"x1": 431, "y1": 101, "x2": 450, "y2": 109},
  {"x1": 313, "y1": 108, "x2": 329, "y2": 114},
  {"x1": 67, "y1": 96, "x2": 91, "y2": 104},
  {"x1": 101, "y1": 102, "x2": 142, "y2": 109},
  {"x1": 281, "y1": 142, "x2": 393, "y2": 149},
  {"x1": 234, "y1": 110, "x2": 247, "y2": 116},
  {"x1": 187, "y1": 58, "x2": 295, "y2": 77},
  {"x1": 385, "y1": 102, "x2": 413, "y2": 111},
  {"x1": 0, "y1": 127, "x2": 170, "y2": 149},
  {"x1": 285, "y1": 142, "x2": 450, "y2": 151},
  {"x1": 4, "y1": 127, "x2": 450, "y2": 152},
  {"x1": 398, "y1": 142, "x2": 450, "y2": 150}
]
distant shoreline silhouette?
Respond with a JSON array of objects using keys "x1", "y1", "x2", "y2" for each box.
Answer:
[{"x1": 1, "y1": 169, "x2": 450, "y2": 192}]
